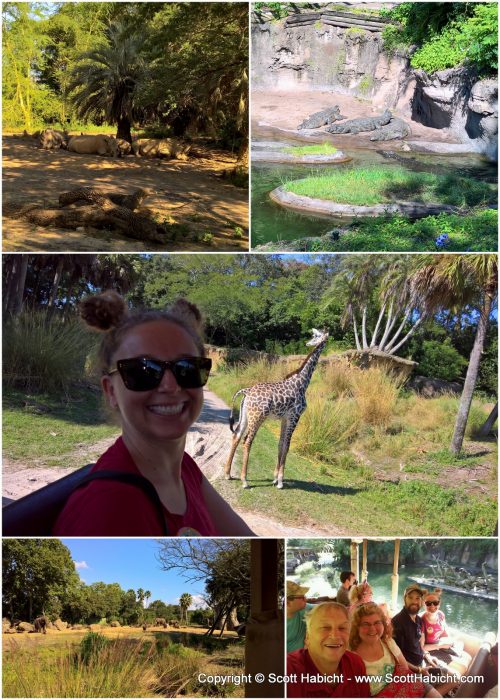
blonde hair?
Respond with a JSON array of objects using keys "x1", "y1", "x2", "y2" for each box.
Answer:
[
  {"x1": 349, "y1": 602, "x2": 390, "y2": 650},
  {"x1": 80, "y1": 290, "x2": 205, "y2": 374},
  {"x1": 423, "y1": 588, "x2": 442, "y2": 602},
  {"x1": 349, "y1": 582, "x2": 373, "y2": 605}
]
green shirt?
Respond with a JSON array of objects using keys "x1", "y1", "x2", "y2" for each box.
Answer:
[{"x1": 287, "y1": 603, "x2": 314, "y2": 653}]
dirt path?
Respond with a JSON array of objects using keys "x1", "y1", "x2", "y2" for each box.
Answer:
[
  {"x1": 2, "y1": 389, "x2": 325, "y2": 536},
  {"x1": 3, "y1": 135, "x2": 248, "y2": 252}
]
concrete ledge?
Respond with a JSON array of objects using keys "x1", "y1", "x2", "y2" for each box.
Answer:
[{"x1": 269, "y1": 185, "x2": 459, "y2": 218}]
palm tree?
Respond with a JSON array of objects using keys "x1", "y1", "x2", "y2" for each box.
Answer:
[
  {"x1": 144, "y1": 590, "x2": 151, "y2": 609},
  {"x1": 179, "y1": 593, "x2": 192, "y2": 625},
  {"x1": 136, "y1": 588, "x2": 145, "y2": 607},
  {"x1": 68, "y1": 23, "x2": 145, "y2": 142},
  {"x1": 411, "y1": 254, "x2": 498, "y2": 455}
]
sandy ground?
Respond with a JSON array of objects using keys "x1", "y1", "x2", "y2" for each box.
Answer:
[
  {"x1": 251, "y1": 89, "x2": 462, "y2": 149},
  {"x1": 2, "y1": 389, "x2": 326, "y2": 536},
  {"x1": 2, "y1": 135, "x2": 249, "y2": 252}
]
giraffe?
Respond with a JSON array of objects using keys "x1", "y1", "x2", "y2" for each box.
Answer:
[{"x1": 224, "y1": 329, "x2": 329, "y2": 489}]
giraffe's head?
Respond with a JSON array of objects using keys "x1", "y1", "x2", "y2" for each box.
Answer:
[{"x1": 306, "y1": 328, "x2": 329, "y2": 347}]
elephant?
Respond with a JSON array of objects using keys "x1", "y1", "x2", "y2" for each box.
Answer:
[
  {"x1": 154, "y1": 617, "x2": 168, "y2": 628},
  {"x1": 67, "y1": 134, "x2": 119, "y2": 158},
  {"x1": 132, "y1": 138, "x2": 191, "y2": 160},
  {"x1": 33, "y1": 615, "x2": 48, "y2": 634}
]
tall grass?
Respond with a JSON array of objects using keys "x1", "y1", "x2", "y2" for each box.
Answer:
[
  {"x1": 3, "y1": 633, "x2": 206, "y2": 698},
  {"x1": 294, "y1": 389, "x2": 360, "y2": 462},
  {"x1": 351, "y1": 368, "x2": 402, "y2": 428},
  {"x1": 3, "y1": 311, "x2": 95, "y2": 393}
]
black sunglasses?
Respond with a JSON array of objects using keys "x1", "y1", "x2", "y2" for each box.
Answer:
[
  {"x1": 109, "y1": 356, "x2": 212, "y2": 391},
  {"x1": 425, "y1": 601, "x2": 440, "y2": 607}
]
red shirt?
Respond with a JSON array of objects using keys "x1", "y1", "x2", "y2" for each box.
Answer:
[
  {"x1": 53, "y1": 437, "x2": 218, "y2": 536},
  {"x1": 287, "y1": 648, "x2": 370, "y2": 698}
]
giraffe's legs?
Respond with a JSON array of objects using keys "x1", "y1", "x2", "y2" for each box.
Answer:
[
  {"x1": 273, "y1": 413, "x2": 301, "y2": 489},
  {"x1": 240, "y1": 416, "x2": 265, "y2": 489},
  {"x1": 224, "y1": 398, "x2": 248, "y2": 480}
]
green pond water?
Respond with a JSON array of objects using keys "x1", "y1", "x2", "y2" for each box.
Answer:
[
  {"x1": 288, "y1": 561, "x2": 498, "y2": 638},
  {"x1": 251, "y1": 143, "x2": 498, "y2": 248}
]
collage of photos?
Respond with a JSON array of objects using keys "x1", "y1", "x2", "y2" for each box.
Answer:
[{"x1": 1, "y1": 2, "x2": 498, "y2": 700}]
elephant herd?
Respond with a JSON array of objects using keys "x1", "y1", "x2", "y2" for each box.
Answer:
[
  {"x1": 35, "y1": 128, "x2": 191, "y2": 160},
  {"x1": 142, "y1": 618, "x2": 181, "y2": 631}
]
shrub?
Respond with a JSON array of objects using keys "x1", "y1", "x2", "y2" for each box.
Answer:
[
  {"x1": 351, "y1": 368, "x2": 401, "y2": 428},
  {"x1": 294, "y1": 388, "x2": 360, "y2": 461},
  {"x1": 417, "y1": 339, "x2": 468, "y2": 381},
  {"x1": 3, "y1": 311, "x2": 95, "y2": 393},
  {"x1": 78, "y1": 632, "x2": 109, "y2": 666}
]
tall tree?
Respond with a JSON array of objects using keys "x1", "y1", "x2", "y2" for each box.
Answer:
[
  {"x1": 68, "y1": 22, "x2": 146, "y2": 141},
  {"x1": 2, "y1": 539, "x2": 79, "y2": 621},
  {"x1": 412, "y1": 254, "x2": 498, "y2": 455},
  {"x1": 179, "y1": 592, "x2": 192, "y2": 625}
]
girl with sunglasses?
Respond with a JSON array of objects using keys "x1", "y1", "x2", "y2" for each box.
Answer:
[
  {"x1": 53, "y1": 291, "x2": 254, "y2": 536},
  {"x1": 349, "y1": 603, "x2": 441, "y2": 698},
  {"x1": 421, "y1": 589, "x2": 471, "y2": 674}
]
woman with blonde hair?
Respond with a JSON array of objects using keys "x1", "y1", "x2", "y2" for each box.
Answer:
[
  {"x1": 349, "y1": 602, "x2": 441, "y2": 698},
  {"x1": 348, "y1": 581, "x2": 373, "y2": 614},
  {"x1": 53, "y1": 290, "x2": 254, "y2": 536}
]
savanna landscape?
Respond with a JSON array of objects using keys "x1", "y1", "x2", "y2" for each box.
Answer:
[
  {"x1": 2, "y1": 254, "x2": 497, "y2": 536},
  {"x1": 3, "y1": 539, "x2": 278, "y2": 698},
  {"x1": 2, "y1": 2, "x2": 249, "y2": 251},
  {"x1": 251, "y1": 2, "x2": 497, "y2": 251}
]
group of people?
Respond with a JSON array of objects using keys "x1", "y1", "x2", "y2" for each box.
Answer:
[{"x1": 286, "y1": 576, "x2": 471, "y2": 698}]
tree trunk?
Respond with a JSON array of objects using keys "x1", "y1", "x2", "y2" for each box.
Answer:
[
  {"x1": 450, "y1": 289, "x2": 493, "y2": 455},
  {"x1": 477, "y1": 402, "x2": 498, "y2": 438},
  {"x1": 48, "y1": 255, "x2": 65, "y2": 310},
  {"x1": 116, "y1": 116, "x2": 132, "y2": 143},
  {"x1": 5, "y1": 254, "x2": 29, "y2": 316}
]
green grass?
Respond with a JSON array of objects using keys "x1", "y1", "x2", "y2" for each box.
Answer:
[
  {"x1": 282, "y1": 167, "x2": 496, "y2": 208},
  {"x1": 3, "y1": 386, "x2": 119, "y2": 469},
  {"x1": 274, "y1": 210, "x2": 498, "y2": 253},
  {"x1": 209, "y1": 366, "x2": 497, "y2": 536},
  {"x1": 283, "y1": 143, "x2": 338, "y2": 157}
]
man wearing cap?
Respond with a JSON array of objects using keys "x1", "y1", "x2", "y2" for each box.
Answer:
[
  {"x1": 392, "y1": 583, "x2": 438, "y2": 672},
  {"x1": 287, "y1": 580, "x2": 314, "y2": 652},
  {"x1": 336, "y1": 571, "x2": 356, "y2": 607}
]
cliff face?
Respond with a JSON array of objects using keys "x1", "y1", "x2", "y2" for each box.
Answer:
[
  {"x1": 412, "y1": 69, "x2": 498, "y2": 160},
  {"x1": 252, "y1": 19, "x2": 409, "y2": 108},
  {"x1": 252, "y1": 16, "x2": 498, "y2": 160}
]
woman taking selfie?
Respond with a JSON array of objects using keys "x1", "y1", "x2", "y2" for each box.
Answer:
[{"x1": 53, "y1": 290, "x2": 254, "y2": 536}]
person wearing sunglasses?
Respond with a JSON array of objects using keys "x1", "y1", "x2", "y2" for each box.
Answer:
[
  {"x1": 53, "y1": 290, "x2": 254, "y2": 536},
  {"x1": 421, "y1": 589, "x2": 471, "y2": 675},
  {"x1": 349, "y1": 602, "x2": 440, "y2": 697},
  {"x1": 286, "y1": 580, "x2": 314, "y2": 652}
]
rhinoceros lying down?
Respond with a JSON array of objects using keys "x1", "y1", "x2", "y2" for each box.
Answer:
[
  {"x1": 132, "y1": 138, "x2": 191, "y2": 160},
  {"x1": 67, "y1": 134, "x2": 119, "y2": 157},
  {"x1": 39, "y1": 128, "x2": 69, "y2": 150}
]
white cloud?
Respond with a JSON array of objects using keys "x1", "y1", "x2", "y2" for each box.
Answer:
[{"x1": 74, "y1": 560, "x2": 89, "y2": 570}]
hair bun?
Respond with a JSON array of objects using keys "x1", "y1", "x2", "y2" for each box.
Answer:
[
  {"x1": 169, "y1": 298, "x2": 203, "y2": 333},
  {"x1": 80, "y1": 290, "x2": 128, "y2": 331}
]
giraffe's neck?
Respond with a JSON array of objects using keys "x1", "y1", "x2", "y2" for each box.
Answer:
[{"x1": 292, "y1": 340, "x2": 327, "y2": 390}]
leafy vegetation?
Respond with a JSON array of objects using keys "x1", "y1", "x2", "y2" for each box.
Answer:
[
  {"x1": 2, "y1": 2, "x2": 248, "y2": 153},
  {"x1": 209, "y1": 361, "x2": 496, "y2": 536},
  {"x1": 282, "y1": 167, "x2": 496, "y2": 208},
  {"x1": 382, "y1": 3, "x2": 497, "y2": 75}
]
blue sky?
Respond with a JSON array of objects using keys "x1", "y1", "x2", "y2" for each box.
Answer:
[{"x1": 61, "y1": 539, "x2": 206, "y2": 609}]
